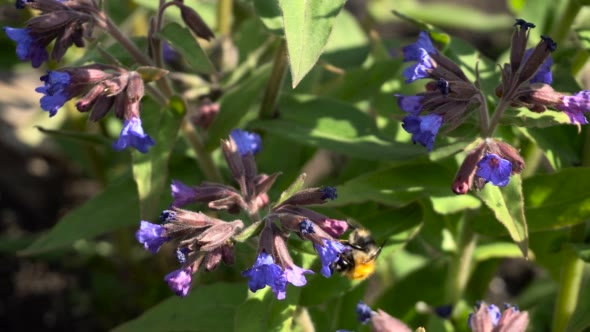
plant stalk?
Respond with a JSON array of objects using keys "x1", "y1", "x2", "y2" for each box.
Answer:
[
  {"x1": 216, "y1": 0, "x2": 233, "y2": 35},
  {"x1": 550, "y1": 0, "x2": 582, "y2": 47},
  {"x1": 445, "y1": 213, "x2": 478, "y2": 307}
]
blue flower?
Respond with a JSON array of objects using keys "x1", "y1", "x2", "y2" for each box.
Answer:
[
  {"x1": 476, "y1": 154, "x2": 512, "y2": 187},
  {"x1": 164, "y1": 267, "x2": 192, "y2": 297},
  {"x1": 356, "y1": 301, "x2": 374, "y2": 324},
  {"x1": 395, "y1": 94, "x2": 424, "y2": 115},
  {"x1": 403, "y1": 48, "x2": 434, "y2": 82},
  {"x1": 468, "y1": 303, "x2": 501, "y2": 330},
  {"x1": 281, "y1": 265, "x2": 313, "y2": 299},
  {"x1": 524, "y1": 48, "x2": 553, "y2": 84},
  {"x1": 171, "y1": 179, "x2": 199, "y2": 207},
  {"x1": 402, "y1": 31, "x2": 436, "y2": 62},
  {"x1": 3, "y1": 27, "x2": 48, "y2": 68},
  {"x1": 320, "y1": 186, "x2": 337, "y2": 200},
  {"x1": 556, "y1": 90, "x2": 590, "y2": 125},
  {"x1": 402, "y1": 114, "x2": 443, "y2": 151},
  {"x1": 159, "y1": 209, "x2": 176, "y2": 223},
  {"x1": 35, "y1": 71, "x2": 72, "y2": 117},
  {"x1": 175, "y1": 248, "x2": 190, "y2": 264},
  {"x1": 112, "y1": 117, "x2": 156, "y2": 153},
  {"x1": 230, "y1": 129, "x2": 262, "y2": 155},
  {"x1": 242, "y1": 252, "x2": 287, "y2": 300},
  {"x1": 314, "y1": 239, "x2": 347, "y2": 278},
  {"x1": 136, "y1": 221, "x2": 168, "y2": 254},
  {"x1": 299, "y1": 219, "x2": 315, "y2": 235}
]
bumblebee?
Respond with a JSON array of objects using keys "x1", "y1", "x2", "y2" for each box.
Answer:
[{"x1": 331, "y1": 227, "x2": 384, "y2": 280}]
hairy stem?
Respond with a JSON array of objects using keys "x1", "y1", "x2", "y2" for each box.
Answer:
[
  {"x1": 476, "y1": 92, "x2": 490, "y2": 137},
  {"x1": 485, "y1": 97, "x2": 510, "y2": 137},
  {"x1": 259, "y1": 40, "x2": 288, "y2": 119},
  {"x1": 445, "y1": 213, "x2": 478, "y2": 307}
]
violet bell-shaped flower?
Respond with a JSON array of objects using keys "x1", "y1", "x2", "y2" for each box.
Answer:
[
  {"x1": 3, "y1": 27, "x2": 49, "y2": 68},
  {"x1": 164, "y1": 267, "x2": 193, "y2": 297},
  {"x1": 402, "y1": 114, "x2": 443, "y2": 151},
  {"x1": 242, "y1": 251, "x2": 287, "y2": 299},
  {"x1": 230, "y1": 128, "x2": 262, "y2": 155},
  {"x1": 314, "y1": 239, "x2": 347, "y2": 277},
  {"x1": 476, "y1": 154, "x2": 512, "y2": 187},
  {"x1": 35, "y1": 71, "x2": 72, "y2": 116},
  {"x1": 136, "y1": 221, "x2": 168, "y2": 253},
  {"x1": 112, "y1": 116, "x2": 156, "y2": 153}
]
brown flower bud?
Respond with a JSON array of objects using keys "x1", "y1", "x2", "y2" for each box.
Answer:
[
  {"x1": 518, "y1": 36, "x2": 557, "y2": 84},
  {"x1": 179, "y1": 4, "x2": 215, "y2": 41},
  {"x1": 495, "y1": 141, "x2": 525, "y2": 174},
  {"x1": 370, "y1": 309, "x2": 412, "y2": 332},
  {"x1": 197, "y1": 220, "x2": 243, "y2": 251},
  {"x1": 452, "y1": 143, "x2": 485, "y2": 195},
  {"x1": 203, "y1": 247, "x2": 223, "y2": 271}
]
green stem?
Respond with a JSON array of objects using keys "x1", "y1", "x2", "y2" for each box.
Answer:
[
  {"x1": 216, "y1": 0, "x2": 233, "y2": 35},
  {"x1": 552, "y1": 222, "x2": 586, "y2": 332},
  {"x1": 476, "y1": 92, "x2": 490, "y2": 137},
  {"x1": 550, "y1": 0, "x2": 582, "y2": 46},
  {"x1": 445, "y1": 213, "x2": 478, "y2": 307},
  {"x1": 485, "y1": 98, "x2": 510, "y2": 137},
  {"x1": 180, "y1": 118, "x2": 224, "y2": 182},
  {"x1": 572, "y1": 49, "x2": 590, "y2": 77},
  {"x1": 259, "y1": 40, "x2": 288, "y2": 119}
]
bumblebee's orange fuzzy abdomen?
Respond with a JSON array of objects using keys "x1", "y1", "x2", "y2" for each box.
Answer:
[{"x1": 346, "y1": 261, "x2": 375, "y2": 280}]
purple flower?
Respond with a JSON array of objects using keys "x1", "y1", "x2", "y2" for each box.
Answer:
[
  {"x1": 314, "y1": 239, "x2": 347, "y2": 278},
  {"x1": 282, "y1": 265, "x2": 313, "y2": 298},
  {"x1": 35, "y1": 71, "x2": 72, "y2": 117},
  {"x1": 3, "y1": 27, "x2": 48, "y2": 68},
  {"x1": 476, "y1": 154, "x2": 512, "y2": 187},
  {"x1": 403, "y1": 48, "x2": 434, "y2": 82},
  {"x1": 299, "y1": 219, "x2": 315, "y2": 235},
  {"x1": 112, "y1": 117, "x2": 156, "y2": 153},
  {"x1": 402, "y1": 31, "x2": 436, "y2": 62},
  {"x1": 175, "y1": 248, "x2": 190, "y2": 264},
  {"x1": 402, "y1": 114, "x2": 443, "y2": 151},
  {"x1": 356, "y1": 301, "x2": 374, "y2": 324},
  {"x1": 395, "y1": 94, "x2": 424, "y2": 115},
  {"x1": 556, "y1": 90, "x2": 590, "y2": 125},
  {"x1": 164, "y1": 267, "x2": 192, "y2": 297},
  {"x1": 468, "y1": 303, "x2": 501, "y2": 330},
  {"x1": 230, "y1": 129, "x2": 262, "y2": 155},
  {"x1": 320, "y1": 186, "x2": 337, "y2": 200},
  {"x1": 159, "y1": 209, "x2": 176, "y2": 223},
  {"x1": 242, "y1": 252, "x2": 287, "y2": 300},
  {"x1": 524, "y1": 48, "x2": 553, "y2": 84},
  {"x1": 136, "y1": 221, "x2": 168, "y2": 253},
  {"x1": 171, "y1": 179, "x2": 199, "y2": 207}
]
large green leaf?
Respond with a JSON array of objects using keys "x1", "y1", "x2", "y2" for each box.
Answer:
[
  {"x1": 132, "y1": 96, "x2": 185, "y2": 219},
  {"x1": 473, "y1": 168, "x2": 590, "y2": 234},
  {"x1": 250, "y1": 94, "x2": 426, "y2": 161},
  {"x1": 279, "y1": 0, "x2": 347, "y2": 87},
  {"x1": 112, "y1": 283, "x2": 245, "y2": 332},
  {"x1": 476, "y1": 175, "x2": 529, "y2": 257},
  {"x1": 205, "y1": 64, "x2": 272, "y2": 151},
  {"x1": 158, "y1": 22, "x2": 215, "y2": 74},
  {"x1": 330, "y1": 163, "x2": 454, "y2": 207},
  {"x1": 235, "y1": 285, "x2": 298, "y2": 332},
  {"x1": 20, "y1": 175, "x2": 139, "y2": 255}
]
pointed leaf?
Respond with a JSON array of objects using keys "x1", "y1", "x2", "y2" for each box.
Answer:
[
  {"x1": 20, "y1": 175, "x2": 139, "y2": 256},
  {"x1": 136, "y1": 66, "x2": 169, "y2": 83},
  {"x1": 253, "y1": 0, "x2": 283, "y2": 34},
  {"x1": 279, "y1": 0, "x2": 347, "y2": 87},
  {"x1": 476, "y1": 175, "x2": 529, "y2": 257},
  {"x1": 112, "y1": 283, "x2": 245, "y2": 332},
  {"x1": 158, "y1": 22, "x2": 215, "y2": 74},
  {"x1": 132, "y1": 96, "x2": 185, "y2": 220},
  {"x1": 274, "y1": 173, "x2": 307, "y2": 207}
]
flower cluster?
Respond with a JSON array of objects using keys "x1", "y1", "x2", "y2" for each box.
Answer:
[
  {"x1": 4, "y1": 0, "x2": 99, "y2": 68},
  {"x1": 397, "y1": 19, "x2": 586, "y2": 193},
  {"x1": 34, "y1": 65, "x2": 155, "y2": 152},
  {"x1": 397, "y1": 31, "x2": 481, "y2": 151},
  {"x1": 468, "y1": 302, "x2": 529, "y2": 332},
  {"x1": 136, "y1": 130, "x2": 351, "y2": 299}
]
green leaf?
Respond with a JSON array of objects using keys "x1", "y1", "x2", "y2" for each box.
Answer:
[
  {"x1": 112, "y1": 283, "x2": 245, "y2": 332},
  {"x1": 235, "y1": 288, "x2": 297, "y2": 332},
  {"x1": 206, "y1": 64, "x2": 272, "y2": 151},
  {"x1": 430, "y1": 194, "x2": 481, "y2": 215},
  {"x1": 569, "y1": 243, "x2": 590, "y2": 263},
  {"x1": 473, "y1": 168, "x2": 590, "y2": 234},
  {"x1": 132, "y1": 96, "x2": 185, "y2": 219},
  {"x1": 474, "y1": 242, "x2": 529, "y2": 262},
  {"x1": 20, "y1": 175, "x2": 139, "y2": 256},
  {"x1": 501, "y1": 108, "x2": 572, "y2": 128},
  {"x1": 275, "y1": 173, "x2": 307, "y2": 207},
  {"x1": 35, "y1": 126, "x2": 112, "y2": 146},
  {"x1": 135, "y1": 66, "x2": 169, "y2": 83},
  {"x1": 250, "y1": 94, "x2": 426, "y2": 161},
  {"x1": 331, "y1": 163, "x2": 454, "y2": 207},
  {"x1": 158, "y1": 22, "x2": 215, "y2": 74},
  {"x1": 279, "y1": 0, "x2": 347, "y2": 87},
  {"x1": 476, "y1": 175, "x2": 529, "y2": 257},
  {"x1": 252, "y1": 0, "x2": 283, "y2": 34}
]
